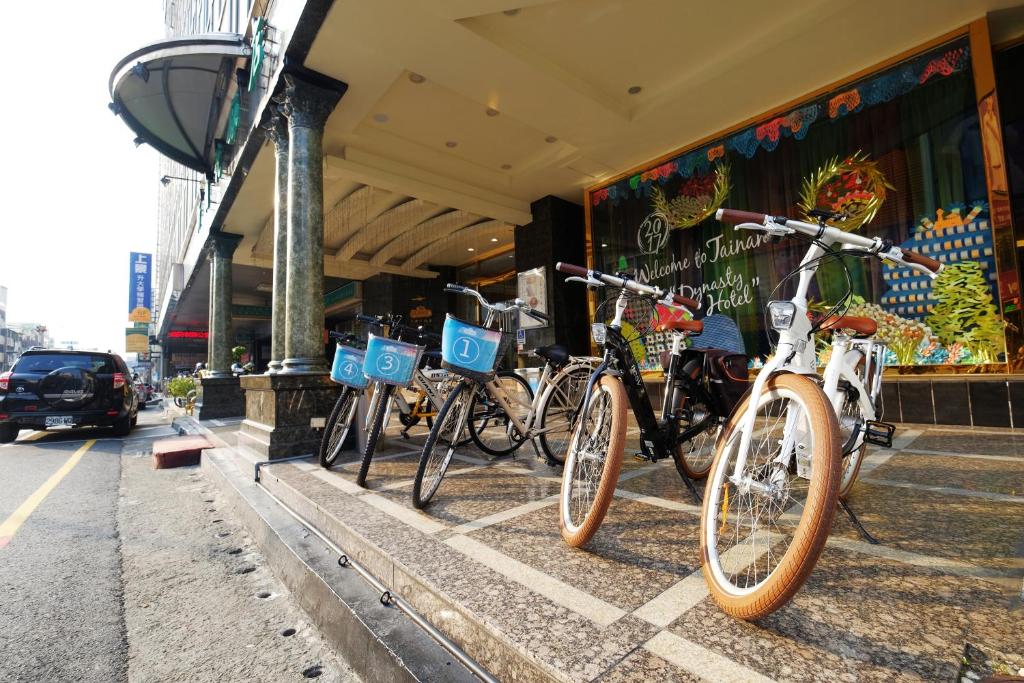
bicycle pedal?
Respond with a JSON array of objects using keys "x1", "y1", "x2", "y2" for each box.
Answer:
[
  {"x1": 632, "y1": 452, "x2": 654, "y2": 462},
  {"x1": 863, "y1": 420, "x2": 895, "y2": 448}
]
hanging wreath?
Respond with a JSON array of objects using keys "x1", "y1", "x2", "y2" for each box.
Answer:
[
  {"x1": 798, "y1": 151, "x2": 893, "y2": 232},
  {"x1": 651, "y1": 163, "x2": 731, "y2": 230}
]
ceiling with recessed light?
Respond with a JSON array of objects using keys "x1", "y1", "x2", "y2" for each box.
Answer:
[{"x1": 224, "y1": 0, "x2": 1024, "y2": 281}]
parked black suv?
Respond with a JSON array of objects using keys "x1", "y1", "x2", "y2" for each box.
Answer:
[{"x1": 0, "y1": 350, "x2": 138, "y2": 443}]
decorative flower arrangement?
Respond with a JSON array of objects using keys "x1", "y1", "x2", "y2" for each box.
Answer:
[
  {"x1": 650, "y1": 163, "x2": 731, "y2": 230},
  {"x1": 798, "y1": 151, "x2": 893, "y2": 233},
  {"x1": 926, "y1": 261, "x2": 1005, "y2": 364}
]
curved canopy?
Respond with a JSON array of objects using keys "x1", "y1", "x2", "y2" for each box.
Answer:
[{"x1": 109, "y1": 33, "x2": 250, "y2": 177}]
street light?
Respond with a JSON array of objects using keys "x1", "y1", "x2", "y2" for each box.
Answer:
[{"x1": 159, "y1": 175, "x2": 205, "y2": 186}]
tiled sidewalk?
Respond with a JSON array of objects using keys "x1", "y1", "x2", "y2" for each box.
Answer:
[{"x1": 218, "y1": 419, "x2": 1024, "y2": 682}]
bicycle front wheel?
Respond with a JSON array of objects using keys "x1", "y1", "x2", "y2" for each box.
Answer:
[
  {"x1": 468, "y1": 372, "x2": 533, "y2": 456},
  {"x1": 700, "y1": 373, "x2": 840, "y2": 620},
  {"x1": 559, "y1": 375, "x2": 627, "y2": 547},
  {"x1": 357, "y1": 384, "x2": 395, "y2": 486},
  {"x1": 538, "y1": 365, "x2": 590, "y2": 465},
  {"x1": 319, "y1": 388, "x2": 359, "y2": 468},
  {"x1": 413, "y1": 381, "x2": 473, "y2": 508}
]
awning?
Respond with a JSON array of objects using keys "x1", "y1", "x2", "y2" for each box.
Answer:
[{"x1": 109, "y1": 33, "x2": 250, "y2": 177}]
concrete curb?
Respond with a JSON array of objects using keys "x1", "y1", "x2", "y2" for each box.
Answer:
[{"x1": 192, "y1": 418, "x2": 479, "y2": 683}]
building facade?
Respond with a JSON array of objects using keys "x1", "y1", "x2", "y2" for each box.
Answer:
[{"x1": 112, "y1": 1, "x2": 1024, "y2": 433}]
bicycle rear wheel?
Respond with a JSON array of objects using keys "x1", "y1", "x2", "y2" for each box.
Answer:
[
  {"x1": 413, "y1": 381, "x2": 473, "y2": 508},
  {"x1": 468, "y1": 372, "x2": 533, "y2": 456},
  {"x1": 538, "y1": 365, "x2": 590, "y2": 465},
  {"x1": 559, "y1": 375, "x2": 627, "y2": 547},
  {"x1": 357, "y1": 384, "x2": 395, "y2": 486},
  {"x1": 699, "y1": 373, "x2": 840, "y2": 620},
  {"x1": 319, "y1": 388, "x2": 359, "y2": 468},
  {"x1": 673, "y1": 395, "x2": 718, "y2": 480}
]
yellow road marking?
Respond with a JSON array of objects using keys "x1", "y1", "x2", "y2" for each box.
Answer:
[{"x1": 0, "y1": 439, "x2": 96, "y2": 549}]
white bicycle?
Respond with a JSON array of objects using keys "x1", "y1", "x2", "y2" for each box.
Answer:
[{"x1": 702, "y1": 207, "x2": 941, "y2": 620}]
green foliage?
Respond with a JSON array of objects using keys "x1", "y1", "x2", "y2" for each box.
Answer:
[
  {"x1": 926, "y1": 261, "x2": 1005, "y2": 364},
  {"x1": 168, "y1": 376, "x2": 196, "y2": 398},
  {"x1": 231, "y1": 345, "x2": 247, "y2": 363}
]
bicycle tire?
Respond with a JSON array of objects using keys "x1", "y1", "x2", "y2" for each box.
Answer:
[
  {"x1": 672, "y1": 394, "x2": 718, "y2": 480},
  {"x1": 412, "y1": 381, "x2": 472, "y2": 508},
  {"x1": 357, "y1": 384, "x2": 395, "y2": 486},
  {"x1": 538, "y1": 365, "x2": 591, "y2": 465},
  {"x1": 468, "y1": 371, "x2": 533, "y2": 456},
  {"x1": 699, "y1": 373, "x2": 840, "y2": 620},
  {"x1": 319, "y1": 389, "x2": 359, "y2": 468},
  {"x1": 559, "y1": 375, "x2": 627, "y2": 547}
]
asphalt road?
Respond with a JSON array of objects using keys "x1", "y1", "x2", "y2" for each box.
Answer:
[
  {"x1": 0, "y1": 403, "x2": 356, "y2": 682},
  {"x1": 0, "y1": 412, "x2": 174, "y2": 681}
]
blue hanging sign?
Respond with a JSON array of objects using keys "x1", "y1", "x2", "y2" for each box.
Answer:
[{"x1": 128, "y1": 252, "x2": 152, "y2": 323}]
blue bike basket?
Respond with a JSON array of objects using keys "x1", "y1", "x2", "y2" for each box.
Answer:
[
  {"x1": 362, "y1": 334, "x2": 424, "y2": 387},
  {"x1": 330, "y1": 344, "x2": 368, "y2": 389},
  {"x1": 441, "y1": 314, "x2": 510, "y2": 382}
]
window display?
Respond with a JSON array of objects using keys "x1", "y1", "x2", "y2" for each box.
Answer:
[{"x1": 589, "y1": 38, "x2": 1005, "y2": 368}]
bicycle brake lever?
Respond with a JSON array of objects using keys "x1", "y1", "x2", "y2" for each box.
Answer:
[{"x1": 736, "y1": 222, "x2": 794, "y2": 237}]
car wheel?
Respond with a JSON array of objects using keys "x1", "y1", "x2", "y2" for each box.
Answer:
[
  {"x1": 113, "y1": 415, "x2": 132, "y2": 437},
  {"x1": 0, "y1": 424, "x2": 17, "y2": 444},
  {"x1": 130, "y1": 414, "x2": 138, "y2": 428}
]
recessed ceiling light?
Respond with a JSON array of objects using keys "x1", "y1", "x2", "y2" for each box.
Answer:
[
  {"x1": 628, "y1": 85, "x2": 642, "y2": 95},
  {"x1": 467, "y1": 247, "x2": 475, "y2": 252},
  {"x1": 601, "y1": 243, "x2": 608, "y2": 247},
  {"x1": 501, "y1": 163, "x2": 512, "y2": 170},
  {"x1": 486, "y1": 107, "x2": 500, "y2": 117},
  {"x1": 507, "y1": 254, "x2": 514, "y2": 258},
  {"x1": 545, "y1": 135, "x2": 558, "y2": 143},
  {"x1": 408, "y1": 72, "x2": 426, "y2": 84},
  {"x1": 445, "y1": 141, "x2": 458, "y2": 148},
  {"x1": 503, "y1": 8, "x2": 520, "y2": 16},
  {"x1": 490, "y1": 237, "x2": 498, "y2": 242},
  {"x1": 372, "y1": 113, "x2": 389, "y2": 123}
]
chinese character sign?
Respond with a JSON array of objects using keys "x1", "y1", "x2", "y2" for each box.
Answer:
[{"x1": 128, "y1": 252, "x2": 152, "y2": 323}]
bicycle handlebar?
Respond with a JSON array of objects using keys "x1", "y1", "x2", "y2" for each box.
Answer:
[
  {"x1": 555, "y1": 262, "x2": 699, "y2": 311},
  {"x1": 445, "y1": 283, "x2": 551, "y2": 320},
  {"x1": 715, "y1": 207, "x2": 943, "y2": 276}
]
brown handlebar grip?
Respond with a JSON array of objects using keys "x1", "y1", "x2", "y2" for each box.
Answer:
[
  {"x1": 716, "y1": 208, "x2": 768, "y2": 224},
  {"x1": 901, "y1": 250, "x2": 942, "y2": 272},
  {"x1": 556, "y1": 262, "x2": 589, "y2": 277},
  {"x1": 672, "y1": 293, "x2": 700, "y2": 310}
]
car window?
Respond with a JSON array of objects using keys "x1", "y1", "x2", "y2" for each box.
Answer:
[{"x1": 13, "y1": 354, "x2": 116, "y2": 374}]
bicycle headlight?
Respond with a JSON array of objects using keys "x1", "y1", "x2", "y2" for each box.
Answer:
[
  {"x1": 767, "y1": 301, "x2": 797, "y2": 331},
  {"x1": 591, "y1": 323, "x2": 607, "y2": 345}
]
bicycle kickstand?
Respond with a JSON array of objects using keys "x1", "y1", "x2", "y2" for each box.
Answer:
[
  {"x1": 400, "y1": 426, "x2": 411, "y2": 439},
  {"x1": 682, "y1": 474, "x2": 702, "y2": 505},
  {"x1": 838, "y1": 498, "x2": 879, "y2": 545}
]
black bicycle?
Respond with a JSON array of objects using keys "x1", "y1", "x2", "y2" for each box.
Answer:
[{"x1": 554, "y1": 262, "x2": 749, "y2": 547}]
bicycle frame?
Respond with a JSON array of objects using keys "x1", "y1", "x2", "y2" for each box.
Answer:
[
  {"x1": 580, "y1": 289, "x2": 713, "y2": 462},
  {"x1": 477, "y1": 358, "x2": 595, "y2": 441},
  {"x1": 728, "y1": 216, "x2": 935, "y2": 482}
]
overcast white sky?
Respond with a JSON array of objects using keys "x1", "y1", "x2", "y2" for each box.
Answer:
[{"x1": 0, "y1": 3, "x2": 165, "y2": 355}]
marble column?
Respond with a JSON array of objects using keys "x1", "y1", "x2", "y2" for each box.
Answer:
[
  {"x1": 207, "y1": 232, "x2": 243, "y2": 377},
  {"x1": 263, "y1": 107, "x2": 289, "y2": 374},
  {"x1": 278, "y1": 74, "x2": 342, "y2": 375}
]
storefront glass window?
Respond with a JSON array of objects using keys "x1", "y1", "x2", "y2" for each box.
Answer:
[{"x1": 590, "y1": 37, "x2": 1003, "y2": 369}]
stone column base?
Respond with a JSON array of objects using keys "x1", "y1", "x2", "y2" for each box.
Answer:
[
  {"x1": 196, "y1": 376, "x2": 245, "y2": 420},
  {"x1": 238, "y1": 374, "x2": 344, "y2": 460}
]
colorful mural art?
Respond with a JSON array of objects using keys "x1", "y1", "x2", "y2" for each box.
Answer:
[{"x1": 588, "y1": 37, "x2": 1006, "y2": 369}]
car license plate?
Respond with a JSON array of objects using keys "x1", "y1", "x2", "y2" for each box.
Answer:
[{"x1": 45, "y1": 416, "x2": 74, "y2": 427}]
